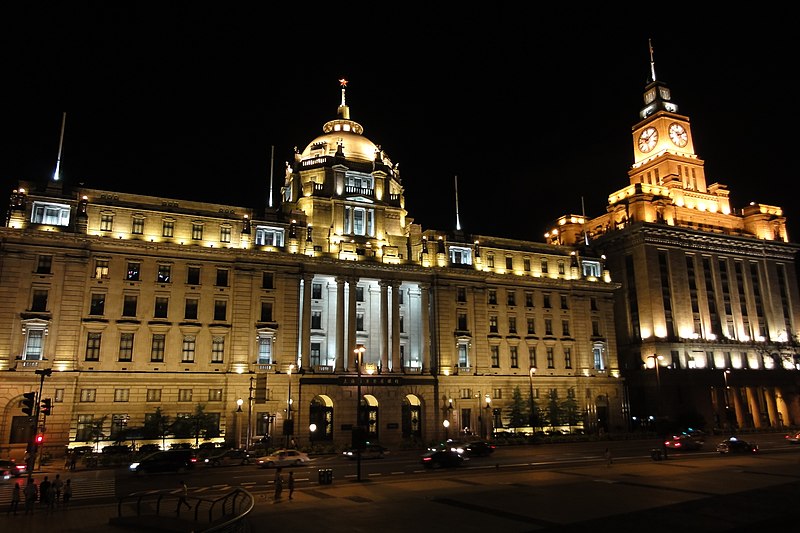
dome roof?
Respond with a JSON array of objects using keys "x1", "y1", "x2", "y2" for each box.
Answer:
[{"x1": 297, "y1": 79, "x2": 392, "y2": 167}]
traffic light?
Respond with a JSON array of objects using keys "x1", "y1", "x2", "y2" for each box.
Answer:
[
  {"x1": 35, "y1": 434, "x2": 44, "y2": 444},
  {"x1": 21, "y1": 391, "x2": 36, "y2": 416},
  {"x1": 41, "y1": 398, "x2": 52, "y2": 416}
]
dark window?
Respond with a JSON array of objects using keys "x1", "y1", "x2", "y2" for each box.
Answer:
[
  {"x1": 311, "y1": 283, "x2": 322, "y2": 299},
  {"x1": 126, "y1": 262, "x2": 140, "y2": 281},
  {"x1": 157, "y1": 265, "x2": 171, "y2": 283},
  {"x1": 122, "y1": 295, "x2": 138, "y2": 317},
  {"x1": 154, "y1": 297, "x2": 169, "y2": 319},
  {"x1": 90, "y1": 293, "x2": 106, "y2": 315},
  {"x1": 31, "y1": 289, "x2": 48, "y2": 312},
  {"x1": 214, "y1": 300, "x2": 227, "y2": 321},
  {"x1": 185, "y1": 299, "x2": 198, "y2": 320},
  {"x1": 186, "y1": 266, "x2": 201, "y2": 285},
  {"x1": 260, "y1": 301, "x2": 273, "y2": 322},
  {"x1": 262, "y1": 272, "x2": 274, "y2": 289},
  {"x1": 216, "y1": 268, "x2": 229, "y2": 287},
  {"x1": 36, "y1": 255, "x2": 52, "y2": 274}
]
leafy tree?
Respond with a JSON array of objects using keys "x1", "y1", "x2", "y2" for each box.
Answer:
[
  {"x1": 143, "y1": 407, "x2": 172, "y2": 449},
  {"x1": 88, "y1": 415, "x2": 108, "y2": 451},
  {"x1": 171, "y1": 404, "x2": 219, "y2": 446},
  {"x1": 506, "y1": 386, "x2": 527, "y2": 429},
  {"x1": 544, "y1": 389, "x2": 564, "y2": 430}
]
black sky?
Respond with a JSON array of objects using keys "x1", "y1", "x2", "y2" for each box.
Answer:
[{"x1": 2, "y1": 6, "x2": 796, "y2": 242}]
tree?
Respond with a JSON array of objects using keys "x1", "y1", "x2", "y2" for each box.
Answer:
[
  {"x1": 88, "y1": 415, "x2": 108, "y2": 451},
  {"x1": 171, "y1": 404, "x2": 218, "y2": 446},
  {"x1": 560, "y1": 396, "x2": 581, "y2": 433},
  {"x1": 527, "y1": 389, "x2": 540, "y2": 431},
  {"x1": 544, "y1": 389, "x2": 564, "y2": 430},
  {"x1": 143, "y1": 407, "x2": 172, "y2": 449},
  {"x1": 506, "y1": 386, "x2": 527, "y2": 429}
]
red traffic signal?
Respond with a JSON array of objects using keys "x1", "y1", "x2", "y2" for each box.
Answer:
[
  {"x1": 41, "y1": 398, "x2": 52, "y2": 416},
  {"x1": 21, "y1": 391, "x2": 36, "y2": 416},
  {"x1": 35, "y1": 434, "x2": 44, "y2": 444}
]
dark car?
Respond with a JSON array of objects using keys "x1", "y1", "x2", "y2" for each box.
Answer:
[
  {"x1": 129, "y1": 449, "x2": 197, "y2": 473},
  {"x1": 421, "y1": 449, "x2": 466, "y2": 469},
  {"x1": 343, "y1": 443, "x2": 388, "y2": 460},
  {"x1": 203, "y1": 449, "x2": 252, "y2": 467},
  {"x1": 784, "y1": 431, "x2": 800, "y2": 444},
  {"x1": 0, "y1": 459, "x2": 26, "y2": 477},
  {"x1": 664, "y1": 434, "x2": 703, "y2": 451},
  {"x1": 716, "y1": 436, "x2": 758, "y2": 454},
  {"x1": 450, "y1": 440, "x2": 496, "y2": 457}
]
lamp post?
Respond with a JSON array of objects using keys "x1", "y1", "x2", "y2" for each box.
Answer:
[
  {"x1": 246, "y1": 376, "x2": 254, "y2": 451},
  {"x1": 484, "y1": 394, "x2": 492, "y2": 439},
  {"x1": 236, "y1": 398, "x2": 243, "y2": 449},
  {"x1": 723, "y1": 369, "x2": 731, "y2": 429},
  {"x1": 286, "y1": 364, "x2": 295, "y2": 448},
  {"x1": 309, "y1": 423, "x2": 317, "y2": 446},
  {"x1": 443, "y1": 419, "x2": 450, "y2": 440},
  {"x1": 528, "y1": 366, "x2": 537, "y2": 432},
  {"x1": 646, "y1": 354, "x2": 666, "y2": 457},
  {"x1": 353, "y1": 345, "x2": 365, "y2": 482}
]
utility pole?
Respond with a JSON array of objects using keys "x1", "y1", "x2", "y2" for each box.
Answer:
[{"x1": 27, "y1": 368, "x2": 52, "y2": 481}]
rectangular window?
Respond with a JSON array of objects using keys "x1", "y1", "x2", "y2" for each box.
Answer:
[
  {"x1": 543, "y1": 294, "x2": 551, "y2": 308},
  {"x1": 114, "y1": 389, "x2": 130, "y2": 402},
  {"x1": 54, "y1": 389, "x2": 64, "y2": 402},
  {"x1": 24, "y1": 329, "x2": 44, "y2": 360},
  {"x1": 85, "y1": 332, "x2": 101, "y2": 361},
  {"x1": 356, "y1": 286, "x2": 365, "y2": 302},
  {"x1": 311, "y1": 283, "x2": 322, "y2": 299},
  {"x1": 310, "y1": 342, "x2": 321, "y2": 366},
  {"x1": 192, "y1": 224, "x2": 203, "y2": 240},
  {"x1": 122, "y1": 294, "x2": 138, "y2": 317},
  {"x1": 490, "y1": 345, "x2": 500, "y2": 367},
  {"x1": 505, "y1": 256, "x2": 513, "y2": 270},
  {"x1": 126, "y1": 262, "x2": 140, "y2": 281},
  {"x1": 182, "y1": 336, "x2": 196, "y2": 362},
  {"x1": 151, "y1": 334, "x2": 165, "y2": 362},
  {"x1": 545, "y1": 318, "x2": 553, "y2": 336},
  {"x1": 527, "y1": 318, "x2": 535, "y2": 335},
  {"x1": 258, "y1": 336, "x2": 272, "y2": 364},
  {"x1": 458, "y1": 343, "x2": 469, "y2": 368},
  {"x1": 118, "y1": 332, "x2": 134, "y2": 362},
  {"x1": 356, "y1": 312, "x2": 365, "y2": 331},
  {"x1": 111, "y1": 414, "x2": 129, "y2": 437},
  {"x1": 564, "y1": 347, "x2": 572, "y2": 368},
  {"x1": 211, "y1": 336, "x2": 225, "y2": 363},
  {"x1": 90, "y1": 293, "x2": 106, "y2": 315},
  {"x1": 487, "y1": 254, "x2": 495, "y2": 268},
  {"x1": 260, "y1": 301, "x2": 273, "y2": 322},
  {"x1": 590, "y1": 297, "x2": 598, "y2": 311},
  {"x1": 560, "y1": 295, "x2": 568, "y2": 309},
  {"x1": 528, "y1": 345, "x2": 537, "y2": 369},
  {"x1": 220, "y1": 226, "x2": 231, "y2": 243},
  {"x1": 131, "y1": 217, "x2": 144, "y2": 235},
  {"x1": 162, "y1": 220, "x2": 174, "y2": 237},
  {"x1": 31, "y1": 289, "x2": 48, "y2": 312},
  {"x1": 187, "y1": 266, "x2": 201, "y2": 285},
  {"x1": 488, "y1": 289, "x2": 497, "y2": 305},
  {"x1": 489, "y1": 315, "x2": 498, "y2": 333},
  {"x1": 546, "y1": 346, "x2": 555, "y2": 368},
  {"x1": 76, "y1": 414, "x2": 93, "y2": 441},
  {"x1": 558, "y1": 261, "x2": 565, "y2": 275},
  {"x1": 146, "y1": 389, "x2": 162, "y2": 402},
  {"x1": 456, "y1": 287, "x2": 467, "y2": 303},
  {"x1": 507, "y1": 290, "x2": 516, "y2": 306},
  {"x1": 215, "y1": 268, "x2": 229, "y2": 287},
  {"x1": 262, "y1": 272, "x2": 275, "y2": 289},
  {"x1": 255, "y1": 226, "x2": 285, "y2": 247},
  {"x1": 592, "y1": 320, "x2": 601, "y2": 336},
  {"x1": 508, "y1": 316, "x2": 517, "y2": 334},
  {"x1": 157, "y1": 264, "x2": 171, "y2": 283},
  {"x1": 80, "y1": 389, "x2": 96, "y2": 402},
  {"x1": 562, "y1": 319, "x2": 570, "y2": 336},
  {"x1": 185, "y1": 298, "x2": 199, "y2": 320},
  {"x1": 541, "y1": 259, "x2": 548, "y2": 274},
  {"x1": 457, "y1": 311, "x2": 468, "y2": 330},
  {"x1": 510, "y1": 346, "x2": 519, "y2": 368},
  {"x1": 525, "y1": 292, "x2": 534, "y2": 307},
  {"x1": 31, "y1": 201, "x2": 70, "y2": 226},
  {"x1": 214, "y1": 300, "x2": 227, "y2": 321},
  {"x1": 208, "y1": 389, "x2": 223, "y2": 402},
  {"x1": 523, "y1": 257, "x2": 531, "y2": 272},
  {"x1": 95, "y1": 259, "x2": 110, "y2": 279},
  {"x1": 36, "y1": 255, "x2": 52, "y2": 274},
  {"x1": 154, "y1": 296, "x2": 169, "y2": 318},
  {"x1": 311, "y1": 311, "x2": 322, "y2": 329},
  {"x1": 178, "y1": 389, "x2": 193, "y2": 402},
  {"x1": 100, "y1": 214, "x2": 114, "y2": 231}
]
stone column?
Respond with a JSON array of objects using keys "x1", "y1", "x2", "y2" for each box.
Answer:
[
  {"x1": 379, "y1": 281, "x2": 390, "y2": 372},
  {"x1": 391, "y1": 281, "x2": 401, "y2": 372},
  {"x1": 301, "y1": 274, "x2": 313, "y2": 370},
  {"x1": 335, "y1": 277, "x2": 346, "y2": 372},
  {"x1": 348, "y1": 277, "x2": 358, "y2": 370}
]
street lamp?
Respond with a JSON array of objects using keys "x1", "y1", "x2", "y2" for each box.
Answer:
[
  {"x1": 528, "y1": 366, "x2": 537, "y2": 432},
  {"x1": 236, "y1": 398, "x2": 243, "y2": 449},
  {"x1": 246, "y1": 376, "x2": 254, "y2": 451},
  {"x1": 484, "y1": 394, "x2": 492, "y2": 439},
  {"x1": 723, "y1": 369, "x2": 732, "y2": 429},
  {"x1": 353, "y1": 345, "x2": 366, "y2": 482},
  {"x1": 646, "y1": 354, "x2": 666, "y2": 457},
  {"x1": 443, "y1": 419, "x2": 450, "y2": 440},
  {"x1": 286, "y1": 364, "x2": 295, "y2": 448}
]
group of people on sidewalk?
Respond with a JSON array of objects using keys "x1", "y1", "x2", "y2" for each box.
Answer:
[
  {"x1": 270, "y1": 468, "x2": 295, "y2": 503},
  {"x1": 7, "y1": 473, "x2": 73, "y2": 516}
]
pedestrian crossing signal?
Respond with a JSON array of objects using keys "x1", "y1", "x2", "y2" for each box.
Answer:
[{"x1": 21, "y1": 391, "x2": 36, "y2": 416}]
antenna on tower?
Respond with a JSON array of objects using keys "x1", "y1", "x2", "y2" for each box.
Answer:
[
  {"x1": 454, "y1": 175, "x2": 461, "y2": 231},
  {"x1": 648, "y1": 38, "x2": 657, "y2": 83},
  {"x1": 581, "y1": 196, "x2": 589, "y2": 245},
  {"x1": 268, "y1": 144, "x2": 275, "y2": 209},
  {"x1": 52, "y1": 112, "x2": 66, "y2": 182}
]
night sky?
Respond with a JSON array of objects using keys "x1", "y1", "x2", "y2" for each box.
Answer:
[{"x1": 2, "y1": 7, "x2": 796, "y2": 242}]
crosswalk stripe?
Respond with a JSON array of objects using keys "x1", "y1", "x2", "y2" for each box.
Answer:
[{"x1": 0, "y1": 478, "x2": 115, "y2": 504}]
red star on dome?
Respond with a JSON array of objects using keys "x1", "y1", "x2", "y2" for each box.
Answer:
[{"x1": 339, "y1": 78, "x2": 348, "y2": 87}]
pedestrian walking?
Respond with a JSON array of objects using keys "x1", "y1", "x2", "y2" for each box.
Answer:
[
  {"x1": 69, "y1": 453, "x2": 77, "y2": 471},
  {"x1": 176, "y1": 480, "x2": 191, "y2": 514},
  {"x1": 23, "y1": 479, "x2": 37, "y2": 515},
  {"x1": 604, "y1": 447, "x2": 613, "y2": 467},
  {"x1": 52, "y1": 474, "x2": 64, "y2": 506},
  {"x1": 8, "y1": 480, "x2": 21, "y2": 515},
  {"x1": 273, "y1": 470, "x2": 284, "y2": 503},
  {"x1": 287, "y1": 471, "x2": 295, "y2": 500},
  {"x1": 62, "y1": 479, "x2": 72, "y2": 508},
  {"x1": 39, "y1": 476, "x2": 51, "y2": 508}
]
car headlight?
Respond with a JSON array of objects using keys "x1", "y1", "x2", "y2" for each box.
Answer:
[{"x1": 129, "y1": 462, "x2": 140, "y2": 470}]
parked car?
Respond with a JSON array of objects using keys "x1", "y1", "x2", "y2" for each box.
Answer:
[
  {"x1": 256, "y1": 449, "x2": 310, "y2": 468},
  {"x1": 420, "y1": 449, "x2": 467, "y2": 469},
  {"x1": 716, "y1": 436, "x2": 758, "y2": 454},
  {"x1": 784, "y1": 431, "x2": 800, "y2": 444},
  {"x1": 0, "y1": 459, "x2": 25, "y2": 478},
  {"x1": 343, "y1": 443, "x2": 388, "y2": 460},
  {"x1": 204, "y1": 449, "x2": 252, "y2": 466},
  {"x1": 664, "y1": 434, "x2": 703, "y2": 451},
  {"x1": 129, "y1": 449, "x2": 197, "y2": 473}
]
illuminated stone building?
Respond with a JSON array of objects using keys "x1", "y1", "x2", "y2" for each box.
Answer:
[
  {"x1": 548, "y1": 52, "x2": 800, "y2": 431},
  {"x1": 0, "y1": 81, "x2": 622, "y2": 456}
]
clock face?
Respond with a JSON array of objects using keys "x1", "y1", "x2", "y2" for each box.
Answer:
[
  {"x1": 638, "y1": 127, "x2": 658, "y2": 153},
  {"x1": 669, "y1": 123, "x2": 688, "y2": 147}
]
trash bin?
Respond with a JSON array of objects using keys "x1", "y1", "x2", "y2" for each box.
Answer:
[
  {"x1": 650, "y1": 448, "x2": 662, "y2": 461},
  {"x1": 318, "y1": 468, "x2": 333, "y2": 485}
]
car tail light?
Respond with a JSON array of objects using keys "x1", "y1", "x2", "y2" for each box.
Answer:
[{"x1": 191, "y1": 458, "x2": 197, "y2": 463}]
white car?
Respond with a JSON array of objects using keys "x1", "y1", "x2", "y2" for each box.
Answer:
[{"x1": 256, "y1": 449, "x2": 310, "y2": 468}]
